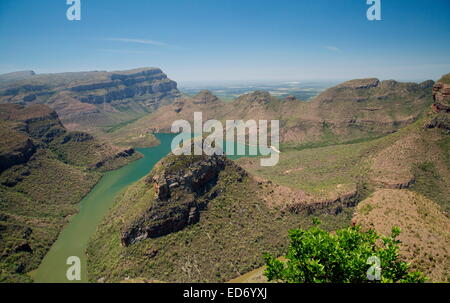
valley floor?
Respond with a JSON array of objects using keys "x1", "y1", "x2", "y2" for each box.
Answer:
[{"x1": 87, "y1": 115, "x2": 449, "y2": 282}]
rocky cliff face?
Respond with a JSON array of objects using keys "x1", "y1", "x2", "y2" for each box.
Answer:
[
  {"x1": 0, "y1": 127, "x2": 36, "y2": 173},
  {"x1": 427, "y1": 75, "x2": 450, "y2": 132},
  {"x1": 0, "y1": 103, "x2": 143, "y2": 282},
  {"x1": 235, "y1": 90, "x2": 274, "y2": 105},
  {"x1": 140, "y1": 77, "x2": 435, "y2": 147},
  {"x1": 432, "y1": 81, "x2": 450, "y2": 110},
  {"x1": 278, "y1": 78, "x2": 435, "y2": 144},
  {"x1": 123, "y1": 90, "x2": 227, "y2": 134},
  {"x1": 336, "y1": 78, "x2": 380, "y2": 90},
  {"x1": 0, "y1": 104, "x2": 69, "y2": 143},
  {"x1": 0, "y1": 68, "x2": 178, "y2": 106},
  {"x1": 192, "y1": 90, "x2": 220, "y2": 104},
  {"x1": 0, "y1": 68, "x2": 180, "y2": 132},
  {"x1": 0, "y1": 103, "x2": 139, "y2": 171},
  {"x1": 70, "y1": 68, "x2": 178, "y2": 106},
  {"x1": 0, "y1": 104, "x2": 67, "y2": 173},
  {"x1": 120, "y1": 152, "x2": 246, "y2": 246}
]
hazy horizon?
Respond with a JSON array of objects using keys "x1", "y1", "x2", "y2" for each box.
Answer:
[
  {"x1": 0, "y1": 68, "x2": 442, "y2": 85},
  {"x1": 1, "y1": 0, "x2": 449, "y2": 82}
]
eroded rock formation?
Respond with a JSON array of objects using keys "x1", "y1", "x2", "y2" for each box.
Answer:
[
  {"x1": 428, "y1": 77, "x2": 450, "y2": 131},
  {"x1": 0, "y1": 68, "x2": 180, "y2": 131},
  {"x1": 120, "y1": 153, "x2": 246, "y2": 246}
]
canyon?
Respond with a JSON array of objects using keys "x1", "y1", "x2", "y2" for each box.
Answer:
[
  {"x1": 0, "y1": 68, "x2": 180, "y2": 135},
  {"x1": 0, "y1": 68, "x2": 448, "y2": 283}
]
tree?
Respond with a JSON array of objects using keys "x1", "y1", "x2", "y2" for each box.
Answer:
[{"x1": 264, "y1": 220, "x2": 426, "y2": 283}]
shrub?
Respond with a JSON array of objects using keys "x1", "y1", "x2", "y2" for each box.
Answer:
[{"x1": 264, "y1": 220, "x2": 426, "y2": 283}]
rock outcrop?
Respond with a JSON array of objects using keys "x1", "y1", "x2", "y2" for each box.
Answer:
[
  {"x1": 0, "y1": 68, "x2": 180, "y2": 132},
  {"x1": 0, "y1": 104, "x2": 70, "y2": 173},
  {"x1": 337, "y1": 78, "x2": 380, "y2": 90},
  {"x1": 235, "y1": 90, "x2": 273, "y2": 105},
  {"x1": 0, "y1": 103, "x2": 139, "y2": 171},
  {"x1": 92, "y1": 148, "x2": 136, "y2": 170},
  {"x1": 192, "y1": 90, "x2": 220, "y2": 104},
  {"x1": 120, "y1": 152, "x2": 246, "y2": 246},
  {"x1": 256, "y1": 178, "x2": 360, "y2": 216},
  {"x1": 0, "y1": 102, "x2": 143, "y2": 282},
  {"x1": 0, "y1": 104, "x2": 67, "y2": 143},
  {"x1": 0, "y1": 104, "x2": 66, "y2": 172},
  {"x1": 432, "y1": 81, "x2": 450, "y2": 112},
  {"x1": 126, "y1": 76, "x2": 435, "y2": 148},
  {"x1": 73, "y1": 69, "x2": 177, "y2": 105},
  {"x1": 0, "y1": 128, "x2": 36, "y2": 173},
  {"x1": 428, "y1": 75, "x2": 450, "y2": 132}
]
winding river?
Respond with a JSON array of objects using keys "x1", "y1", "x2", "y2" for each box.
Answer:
[
  {"x1": 32, "y1": 133, "x2": 177, "y2": 283},
  {"x1": 31, "y1": 132, "x2": 266, "y2": 283}
]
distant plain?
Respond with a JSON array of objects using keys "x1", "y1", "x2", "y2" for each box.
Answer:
[{"x1": 179, "y1": 80, "x2": 338, "y2": 101}]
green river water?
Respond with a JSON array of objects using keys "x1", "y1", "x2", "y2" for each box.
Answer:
[
  {"x1": 32, "y1": 133, "x2": 177, "y2": 283},
  {"x1": 31, "y1": 133, "x2": 266, "y2": 283}
]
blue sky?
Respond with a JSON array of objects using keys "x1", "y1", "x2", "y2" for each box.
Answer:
[{"x1": 0, "y1": 0, "x2": 449, "y2": 82}]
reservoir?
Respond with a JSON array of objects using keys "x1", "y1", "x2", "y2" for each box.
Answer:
[
  {"x1": 32, "y1": 133, "x2": 264, "y2": 282},
  {"x1": 33, "y1": 133, "x2": 177, "y2": 283}
]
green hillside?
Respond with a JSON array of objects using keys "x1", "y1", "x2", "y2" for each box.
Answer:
[
  {"x1": 0, "y1": 104, "x2": 140, "y2": 282},
  {"x1": 87, "y1": 78, "x2": 449, "y2": 282}
]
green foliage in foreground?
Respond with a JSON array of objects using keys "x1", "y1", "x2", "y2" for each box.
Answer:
[{"x1": 264, "y1": 220, "x2": 426, "y2": 283}]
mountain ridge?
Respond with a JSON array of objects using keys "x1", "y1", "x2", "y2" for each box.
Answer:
[
  {"x1": 107, "y1": 77, "x2": 434, "y2": 148},
  {"x1": 86, "y1": 73, "x2": 449, "y2": 283},
  {"x1": 0, "y1": 68, "x2": 180, "y2": 136},
  {"x1": 0, "y1": 103, "x2": 141, "y2": 282}
]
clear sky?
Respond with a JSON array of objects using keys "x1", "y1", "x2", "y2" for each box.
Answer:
[{"x1": 0, "y1": 0, "x2": 449, "y2": 83}]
